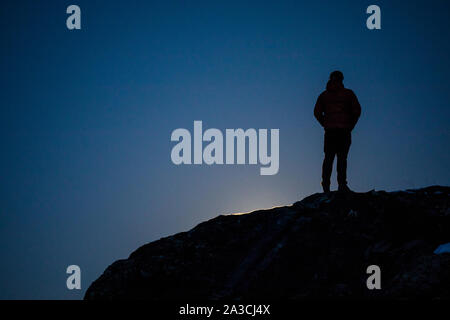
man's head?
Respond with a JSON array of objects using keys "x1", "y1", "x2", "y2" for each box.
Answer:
[{"x1": 329, "y1": 70, "x2": 344, "y2": 82}]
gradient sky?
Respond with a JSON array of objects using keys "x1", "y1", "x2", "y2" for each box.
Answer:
[{"x1": 1, "y1": 0, "x2": 449, "y2": 299}]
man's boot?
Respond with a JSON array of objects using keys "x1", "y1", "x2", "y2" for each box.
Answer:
[{"x1": 338, "y1": 184, "x2": 352, "y2": 193}]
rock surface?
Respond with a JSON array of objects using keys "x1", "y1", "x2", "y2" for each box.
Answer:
[{"x1": 85, "y1": 186, "x2": 450, "y2": 300}]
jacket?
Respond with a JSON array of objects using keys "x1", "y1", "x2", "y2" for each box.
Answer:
[{"x1": 314, "y1": 80, "x2": 361, "y2": 130}]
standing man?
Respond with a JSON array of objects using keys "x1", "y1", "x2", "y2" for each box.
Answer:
[{"x1": 314, "y1": 71, "x2": 361, "y2": 193}]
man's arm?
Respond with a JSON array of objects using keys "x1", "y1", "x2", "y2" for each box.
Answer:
[
  {"x1": 350, "y1": 91, "x2": 361, "y2": 129},
  {"x1": 314, "y1": 94, "x2": 325, "y2": 127}
]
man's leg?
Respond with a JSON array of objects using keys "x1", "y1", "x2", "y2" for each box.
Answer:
[
  {"x1": 336, "y1": 130, "x2": 351, "y2": 189},
  {"x1": 322, "y1": 152, "x2": 335, "y2": 192},
  {"x1": 336, "y1": 152, "x2": 348, "y2": 186},
  {"x1": 322, "y1": 129, "x2": 336, "y2": 193}
]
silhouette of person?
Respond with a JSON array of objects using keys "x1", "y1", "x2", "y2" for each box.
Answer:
[{"x1": 314, "y1": 71, "x2": 361, "y2": 193}]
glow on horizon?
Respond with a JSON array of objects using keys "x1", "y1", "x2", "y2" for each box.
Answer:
[{"x1": 224, "y1": 204, "x2": 291, "y2": 216}]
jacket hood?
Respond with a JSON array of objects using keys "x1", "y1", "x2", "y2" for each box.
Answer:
[{"x1": 326, "y1": 79, "x2": 344, "y2": 92}]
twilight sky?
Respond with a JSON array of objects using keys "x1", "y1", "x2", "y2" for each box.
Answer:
[{"x1": 1, "y1": 0, "x2": 449, "y2": 299}]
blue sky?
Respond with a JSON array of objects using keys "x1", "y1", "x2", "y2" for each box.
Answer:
[{"x1": 0, "y1": 0, "x2": 449, "y2": 299}]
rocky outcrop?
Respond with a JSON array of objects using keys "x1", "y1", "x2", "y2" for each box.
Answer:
[{"x1": 85, "y1": 186, "x2": 450, "y2": 300}]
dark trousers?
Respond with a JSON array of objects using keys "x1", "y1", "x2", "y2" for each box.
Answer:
[{"x1": 322, "y1": 128, "x2": 351, "y2": 187}]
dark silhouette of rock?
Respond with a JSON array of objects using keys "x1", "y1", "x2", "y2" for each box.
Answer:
[{"x1": 85, "y1": 186, "x2": 450, "y2": 300}]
